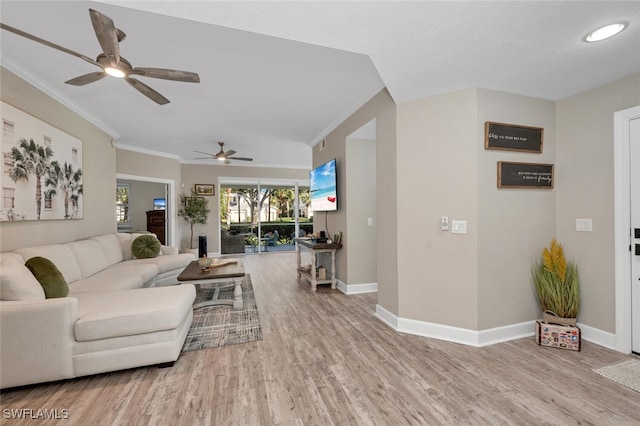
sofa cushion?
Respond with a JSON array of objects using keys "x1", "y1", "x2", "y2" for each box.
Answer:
[
  {"x1": 25, "y1": 257, "x2": 69, "y2": 298},
  {"x1": 132, "y1": 235, "x2": 161, "y2": 259},
  {"x1": 68, "y1": 263, "x2": 158, "y2": 294},
  {"x1": 89, "y1": 234, "x2": 124, "y2": 265},
  {"x1": 121, "y1": 253, "x2": 194, "y2": 274},
  {"x1": 73, "y1": 285, "x2": 196, "y2": 342},
  {"x1": 0, "y1": 257, "x2": 46, "y2": 301},
  {"x1": 66, "y1": 240, "x2": 110, "y2": 279},
  {"x1": 14, "y1": 244, "x2": 82, "y2": 284}
]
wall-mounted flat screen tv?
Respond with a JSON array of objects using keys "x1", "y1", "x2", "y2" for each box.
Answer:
[
  {"x1": 153, "y1": 198, "x2": 166, "y2": 210},
  {"x1": 309, "y1": 158, "x2": 337, "y2": 212}
]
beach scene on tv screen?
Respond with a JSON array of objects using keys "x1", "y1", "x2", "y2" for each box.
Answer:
[{"x1": 310, "y1": 160, "x2": 337, "y2": 211}]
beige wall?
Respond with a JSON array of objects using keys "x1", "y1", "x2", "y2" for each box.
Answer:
[
  {"x1": 477, "y1": 89, "x2": 556, "y2": 329},
  {"x1": 395, "y1": 88, "x2": 556, "y2": 331},
  {"x1": 314, "y1": 89, "x2": 398, "y2": 310},
  {"x1": 556, "y1": 73, "x2": 640, "y2": 333},
  {"x1": 396, "y1": 89, "x2": 479, "y2": 329},
  {"x1": 346, "y1": 137, "x2": 377, "y2": 284},
  {"x1": 0, "y1": 68, "x2": 116, "y2": 252},
  {"x1": 181, "y1": 164, "x2": 308, "y2": 253}
]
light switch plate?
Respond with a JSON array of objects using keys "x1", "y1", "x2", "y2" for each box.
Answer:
[
  {"x1": 452, "y1": 220, "x2": 467, "y2": 234},
  {"x1": 441, "y1": 216, "x2": 449, "y2": 231},
  {"x1": 576, "y1": 218, "x2": 593, "y2": 232}
]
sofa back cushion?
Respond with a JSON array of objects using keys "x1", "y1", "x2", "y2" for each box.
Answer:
[
  {"x1": 116, "y1": 232, "x2": 150, "y2": 260},
  {"x1": 89, "y1": 234, "x2": 124, "y2": 265},
  {"x1": 66, "y1": 240, "x2": 110, "y2": 279},
  {"x1": 0, "y1": 257, "x2": 46, "y2": 301},
  {"x1": 14, "y1": 244, "x2": 82, "y2": 284}
]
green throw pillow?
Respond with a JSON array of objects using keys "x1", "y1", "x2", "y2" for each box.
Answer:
[
  {"x1": 25, "y1": 256, "x2": 69, "y2": 299},
  {"x1": 132, "y1": 234, "x2": 161, "y2": 259}
]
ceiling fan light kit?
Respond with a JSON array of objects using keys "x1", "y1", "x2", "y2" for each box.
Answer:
[{"x1": 0, "y1": 8, "x2": 200, "y2": 104}]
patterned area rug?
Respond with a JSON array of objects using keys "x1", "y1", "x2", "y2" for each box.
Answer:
[
  {"x1": 594, "y1": 359, "x2": 640, "y2": 393},
  {"x1": 182, "y1": 274, "x2": 262, "y2": 352}
]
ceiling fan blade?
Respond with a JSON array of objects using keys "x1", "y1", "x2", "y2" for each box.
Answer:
[
  {"x1": 89, "y1": 9, "x2": 120, "y2": 67},
  {"x1": 65, "y1": 71, "x2": 107, "y2": 86},
  {"x1": 0, "y1": 22, "x2": 101, "y2": 68},
  {"x1": 193, "y1": 150, "x2": 215, "y2": 157},
  {"x1": 194, "y1": 157, "x2": 215, "y2": 160},
  {"x1": 228, "y1": 157, "x2": 254, "y2": 162},
  {"x1": 225, "y1": 150, "x2": 237, "y2": 157},
  {"x1": 130, "y1": 68, "x2": 200, "y2": 83},
  {"x1": 125, "y1": 77, "x2": 170, "y2": 105}
]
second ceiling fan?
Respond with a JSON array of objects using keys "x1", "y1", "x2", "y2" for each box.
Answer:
[
  {"x1": 194, "y1": 142, "x2": 254, "y2": 164},
  {"x1": 0, "y1": 8, "x2": 200, "y2": 105}
]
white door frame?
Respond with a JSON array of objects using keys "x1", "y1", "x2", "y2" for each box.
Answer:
[
  {"x1": 116, "y1": 173, "x2": 176, "y2": 246},
  {"x1": 614, "y1": 105, "x2": 640, "y2": 353}
]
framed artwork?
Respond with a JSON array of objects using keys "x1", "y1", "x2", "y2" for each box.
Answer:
[
  {"x1": 194, "y1": 184, "x2": 214, "y2": 196},
  {"x1": 1, "y1": 101, "x2": 83, "y2": 221},
  {"x1": 497, "y1": 161, "x2": 554, "y2": 189},
  {"x1": 485, "y1": 121, "x2": 543, "y2": 153}
]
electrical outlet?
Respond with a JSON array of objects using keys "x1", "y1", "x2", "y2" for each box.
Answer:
[{"x1": 441, "y1": 216, "x2": 449, "y2": 231}]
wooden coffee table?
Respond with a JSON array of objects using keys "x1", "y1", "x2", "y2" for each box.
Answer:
[{"x1": 177, "y1": 259, "x2": 245, "y2": 309}]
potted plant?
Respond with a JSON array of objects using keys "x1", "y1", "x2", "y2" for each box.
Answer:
[
  {"x1": 531, "y1": 239, "x2": 580, "y2": 326},
  {"x1": 178, "y1": 189, "x2": 210, "y2": 252}
]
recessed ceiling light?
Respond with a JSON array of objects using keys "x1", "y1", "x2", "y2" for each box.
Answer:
[{"x1": 584, "y1": 22, "x2": 627, "y2": 42}]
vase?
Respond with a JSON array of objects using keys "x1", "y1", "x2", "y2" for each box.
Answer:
[{"x1": 542, "y1": 310, "x2": 577, "y2": 327}]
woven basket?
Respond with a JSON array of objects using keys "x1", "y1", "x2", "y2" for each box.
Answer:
[{"x1": 542, "y1": 310, "x2": 577, "y2": 327}]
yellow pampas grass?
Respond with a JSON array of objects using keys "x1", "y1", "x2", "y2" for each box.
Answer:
[{"x1": 532, "y1": 239, "x2": 580, "y2": 319}]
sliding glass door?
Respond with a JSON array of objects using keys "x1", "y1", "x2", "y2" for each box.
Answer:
[{"x1": 219, "y1": 180, "x2": 310, "y2": 254}]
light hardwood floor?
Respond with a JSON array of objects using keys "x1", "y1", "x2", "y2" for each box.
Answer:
[{"x1": 2, "y1": 252, "x2": 639, "y2": 425}]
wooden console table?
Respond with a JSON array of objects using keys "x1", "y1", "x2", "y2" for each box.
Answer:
[{"x1": 295, "y1": 238, "x2": 342, "y2": 291}]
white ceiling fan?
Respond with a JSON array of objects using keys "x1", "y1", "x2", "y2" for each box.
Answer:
[{"x1": 194, "y1": 142, "x2": 253, "y2": 164}]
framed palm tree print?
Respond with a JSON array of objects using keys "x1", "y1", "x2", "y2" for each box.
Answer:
[{"x1": 1, "y1": 101, "x2": 83, "y2": 221}]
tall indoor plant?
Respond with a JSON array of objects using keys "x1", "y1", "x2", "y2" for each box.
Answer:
[
  {"x1": 531, "y1": 239, "x2": 580, "y2": 326},
  {"x1": 178, "y1": 189, "x2": 210, "y2": 250}
]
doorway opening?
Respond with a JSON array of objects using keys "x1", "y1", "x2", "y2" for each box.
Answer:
[
  {"x1": 116, "y1": 174, "x2": 175, "y2": 246},
  {"x1": 614, "y1": 105, "x2": 640, "y2": 354}
]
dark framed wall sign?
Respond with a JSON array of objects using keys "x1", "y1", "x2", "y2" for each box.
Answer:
[
  {"x1": 497, "y1": 161, "x2": 554, "y2": 189},
  {"x1": 485, "y1": 121, "x2": 543, "y2": 153}
]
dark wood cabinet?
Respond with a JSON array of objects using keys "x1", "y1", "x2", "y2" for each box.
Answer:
[{"x1": 146, "y1": 210, "x2": 166, "y2": 245}]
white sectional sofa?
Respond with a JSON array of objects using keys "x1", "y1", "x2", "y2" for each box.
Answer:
[{"x1": 0, "y1": 233, "x2": 197, "y2": 389}]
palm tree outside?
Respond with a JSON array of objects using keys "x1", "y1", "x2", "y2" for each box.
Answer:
[{"x1": 9, "y1": 138, "x2": 55, "y2": 220}]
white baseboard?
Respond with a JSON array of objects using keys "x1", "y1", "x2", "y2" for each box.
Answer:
[
  {"x1": 374, "y1": 305, "x2": 616, "y2": 349},
  {"x1": 337, "y1": 280, "x2": 378, "y2": 295},
  {"x1": 577, "y1": 322, "x2": 616, "y2": 350}
]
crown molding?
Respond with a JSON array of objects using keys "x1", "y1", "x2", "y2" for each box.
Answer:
[
  {"x1": 1, "y1": 58, "x2": 121, "y2": 139},
  {"x1": 116, "y1": 143, "x2": 182, "y2": 160}
]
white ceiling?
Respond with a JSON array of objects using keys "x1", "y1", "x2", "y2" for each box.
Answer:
[{"x1": 2, "y1": 1, "x2": 639, "y2": 169}]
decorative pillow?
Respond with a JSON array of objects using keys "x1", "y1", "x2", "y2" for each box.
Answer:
[
  {"x1": 0, "y1": 257, "x2": 46, "y2": 301},
  {"x1": 24, "y1": 256, "x2": 69, "y2": 298},
  {"x1": 131, "y1": 235, "x2": 161, "y2": 259}
]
